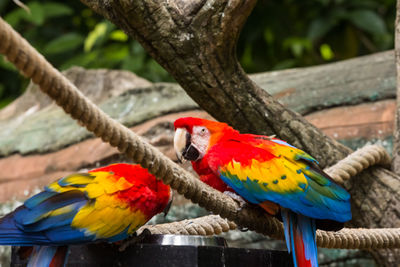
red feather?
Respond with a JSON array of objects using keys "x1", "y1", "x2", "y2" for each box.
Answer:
[
  {"x1": 49, "y1": 246, "x2": 68, "y2": 267},
  {"x1": 89, "y1": 164, "x2": 171, "y2": 218},
  {"x1": 294, "y1": 229, "x2": 312, "y2": 267}
]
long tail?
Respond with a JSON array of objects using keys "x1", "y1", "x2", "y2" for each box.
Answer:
[
  {"x1": 27, "y1": 246, "x2": 69, "y2": 267},
  {"x1": 281, "y1": 209, "x2": 318, "y2": 267}
]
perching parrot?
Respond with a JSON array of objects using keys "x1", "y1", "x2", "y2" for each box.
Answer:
[
  {"x1": 174, "y1": 117, "x2": 351, "y2": 267},
  {"x1": 0, "y1": 163, "x2": 172, "y2": 267}
]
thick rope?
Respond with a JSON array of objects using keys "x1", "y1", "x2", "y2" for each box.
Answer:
[
  {"x1": 135, "y1": 214, "x2": 400, "y2": 249},
  {"x1": 131, "y1": 212, "x2": 400, "y2": 249},
  {"x1": 325, "y1": 145, "x2": 391, "y2": 184},
  {"x1": 0, "y1": 17, "x2": 398, "y2": 249},
  {"x1": 140, "y1": 215, "x2": 237, "y2": 236}
]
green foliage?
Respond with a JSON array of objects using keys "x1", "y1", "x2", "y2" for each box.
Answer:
[
  {"x1": 0, "y1": 0, "x2": 396, "y2": 108},
  {"x1": 238, "y1": 0, "x2": 395, "y2": 72},
  {"x1": 0, "y1": 1, "x2": 173, "y2": 108}
]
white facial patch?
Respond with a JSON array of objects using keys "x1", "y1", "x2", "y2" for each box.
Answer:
[
  {"x1": 191, "y1": 126, "x2": 211, "y2": 158},
  {"x1": 174, "y1": 128, "x2": 188, "y2": 156}
]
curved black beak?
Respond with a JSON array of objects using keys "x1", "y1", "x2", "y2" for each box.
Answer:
[
  {"x1": 182, "y1": 144, "x2": 200, "y2": 161},
  {"x1": 174, "y1": 128, "x2": 201, "y2": 162}
]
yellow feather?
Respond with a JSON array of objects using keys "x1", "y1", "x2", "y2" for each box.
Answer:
[
  {"x1": 85, "y1": 183, "x2": 105, "y2": 198},
  {"x1": 72, "y1": 198, "x2": 147, "y2": 239},
  {"x1": 224, "y1": 157, "x2": 308, "y2": 194},
  {"x1": 50, "y1": 204, "x2": 74, "y2": 216},
  {"x1": 116, "y1": 177, "x2": 133, "y2": 191}
]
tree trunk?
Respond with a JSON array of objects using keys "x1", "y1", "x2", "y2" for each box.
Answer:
[
  {"x1": 80, "y1": 0, "x2": 400, "y2": 265},
  {"x1": 380, "y1": 0, "x2": 400, "y2": 265},
  {"x1": 394, "y1": 0, "x2": 400, "y2": 176}
]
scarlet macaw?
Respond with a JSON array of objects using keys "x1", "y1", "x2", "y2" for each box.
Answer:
[
  {"x1": 174, "y1": 117, "x2": 351, "y2": 267},
  {"x1": 0, "y1": 163, "x2": 172, "y2": 267}
]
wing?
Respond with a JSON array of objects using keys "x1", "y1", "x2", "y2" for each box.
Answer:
[
  {"x1": 2, "y1": 171, "x2": 149, "y2": 245},
  {"x1": 207, "y1": 136, "x2": 351, "y2": 222}
]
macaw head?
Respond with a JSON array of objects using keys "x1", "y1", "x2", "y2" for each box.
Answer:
[{"x1": 173, "y1": 117, "x2": 237, "y2": 162}]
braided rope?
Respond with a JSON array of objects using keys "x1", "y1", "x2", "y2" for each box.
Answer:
[
  {"x1": 325, "y1": 145, "x2": 391, "y2": 184},
  {"x1": 0, "y1": 17, "x2": 398, "y2": 249},
  {"x1": 140, "y1": 215, "x2": 237, "y2": 235},
  {"x1": 134, "y1": 214, "x2": 400, "y2": 249}
]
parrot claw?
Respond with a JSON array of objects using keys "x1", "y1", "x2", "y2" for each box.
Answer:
[
  {"x1": 223, "y1": 191, "x2": 248, "y2": 211},
  {"x1": 118, "y1": 229, "x2": 152, "y2": 251}
]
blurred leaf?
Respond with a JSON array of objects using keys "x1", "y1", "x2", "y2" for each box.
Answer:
[
  {"x1": 0, "y1": 57, "x2": 17, "y2": 71},
  {"x1": 308, "y1": 17, "x2": 338, "y2": 40},
  {"x1": 240, "y1": 44, "x2": 253, "y2": 69},
  {"x1": 41, "y1": 2, "x2": 73, "y2": 18},
  {"x1": 375, "y1": 33, "x2": 393, "y2": 50},
  {"x1": 283, "y1": 38, "x2": 311, "y2": 58},
  {"x1": 5, "y1": 1, "x2": 45, "y2": 26},
  {"x1": 44, "y1": 33, "x2": 84, "y2": 54},
  {"x1": 109, "y1": 30, "x2": 128, "y2": 42},
  {"x1": 84, "y1": 22, "x2": 108, "y2": 52},
  {"x1": 104, "y1": 44, "x2": 129, "y2": 61},
  {"x1": 346, "y1": 9, "x2": 386, "y2": 36},
  {"x1": 81, "y1": 8, "x2": 93, "y2": 18},
  {"x1": 132, "y1": 41, "x2": 145, "y2": 54},
  {"x1": 263, "y1": 28, "x2": 274, "y2": 44},
  {"x1": 4, "y1": 8, "x2": 26, "y2": 27},
  {"x1": 25, "y1": 1, "x2": 45, "y2": 26},
  {"x1": 0, "y1": 1, "x2": 8, "y2": 13},
  {"x1": 145, "y1": 60, "x2": 170, "y2": 82},
  {"x1": 347, "y1": 0, "x2": 379, "y2": 9},
  {"x1": 272, "y1": 59, "x2": 296, "y2": 70},
  {"x1": 328, "y1": 25, "x2": 359, "y2": 59},
  {"x1": 320, "y1": 44, "x2": 334, "y2": 60},
  {"x1": 60, "y1": 50, "x2": 100, "y2": 70},
  {"x1": 122, "y1": 42, "x2": 145, "y2": 72}
]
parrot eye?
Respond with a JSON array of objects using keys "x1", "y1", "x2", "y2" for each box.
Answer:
[
  {"x1": 192, "y1": 126, "x2": 209, "y2": 140},
  {"x1": 199, "y1": 127, "x2": 208, "y2": 136}
]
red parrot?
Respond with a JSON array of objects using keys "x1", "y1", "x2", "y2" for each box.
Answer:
[
  {"x1": 174, "y1": 117, "x2": 351, "y2": 267},
  {"x1": 0, "y1": 163, "x2": 171, "y2": 267}
]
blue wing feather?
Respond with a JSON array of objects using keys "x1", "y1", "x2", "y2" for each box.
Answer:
[
  {"x1": 220, "y1": 170, "x2": 351, "y2": 222},
  {"x1": 24, "y1": 191, "x2": 58, "y2": 209},
  {"x1": 0, "y1": 190, "x2": 92, "y2": 245},
  {"x1": 15, "y1": 191, "x2": 87, "y2": 226},
  {"x1": 45, "y1": 225, "x2": 93, "y2": 244},
  {"x1": 21, "y1": 202, "x2": 86, "y2": 233}
]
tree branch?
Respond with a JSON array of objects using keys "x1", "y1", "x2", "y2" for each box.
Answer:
[{"x1": 393, "y1": 0, "x2": 400, "y2": 174}]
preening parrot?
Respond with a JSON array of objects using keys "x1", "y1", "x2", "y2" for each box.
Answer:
[
  {"x1": 174, "y1": 117, "x2": 351, "y2": 267},
  {"x1": 0, "y1": 163, "x2": 172, "y2": 267}
]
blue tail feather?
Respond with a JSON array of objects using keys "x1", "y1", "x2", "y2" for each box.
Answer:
[
  {"x1": 27, "y1": 246, "x2": 69, "y2": 267},
  {"x1": 281, "y1": 209, "x2": 318, "y2": 267}
]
